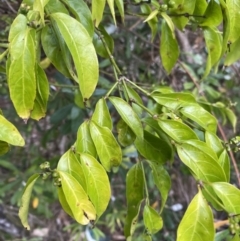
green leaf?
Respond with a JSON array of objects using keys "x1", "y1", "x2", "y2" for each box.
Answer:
[
  {"x1": 160, "y1": 20, "x2": 179, "y2": 73},
  {"x1": 151, "y1": 92, "x2": 196, "y2": 110},
  {"x1": 51, "y1": 13, "x2": 99, "y2": 99},
  {"x1": 41, "y1": 25, "x2": 71, "y2": 77},
  {"x1": 115, "y1": 0, "x2": 124, "y2": 22},
  {"x1": 224, "y1": 37, "x2": 240, "y2": 66},
  {"x1": 92, "y1": 0, "x2": 106, "y2": 26},
  {"x1": 117, "y1": 119, "x2": 136, "y2": 147},
  {"x1": 76, "y1": 120, "x2": 97, "y2": 157},
  {"x1": 135, "y1": 130, "x2": 171, "y2": 164},
  {"x1": 149, "y1": 163, "x2": 171, "y2": 213},
  {"x1": 107, "y1": 0, "x2": 116, "y2": 24},
  {"x1": 92, "y1": 98, "x2": 112, "y2": 129},
  {"x1": 226, "y1": 0, "x2": 240, "y2": 43},
  {"x1": 0, "y1": 141, "x2": 9, "y2": 156},
  {"x1": 205, "y1": 131, "x2": 223, "y2": 157},
  {"x1": 57, "y1": 149, "x2": 86, "y2": 191},
  {"x1": 89, "y1": 120, "x2": 122, "y2": 171},
  {"x1": 176, "y1": 140, "x2": 227, "y2": 182},
  {"x1": 93, "y1": 25, "x2": 114, "y2": 58},
  {"x1": 33, "y1": 0, "x2": 49, "y2": 25},
  {"x1": 143, "y1": 205, "x2": 163, "y2": 235},
  {"x1": 158, "y1": 119, "x2": 198, "y2": 143},
  {"x1": 124, "y1": 163, "x2": 145, "y2": 239},
  {"x1": 59, "y1": 171, "x2": 96, "y2": 224},
  {"x1": 160, "y1": 12, "x2": 175, "y2": 37},
  {"x1": 232, "y1": 234, "x2": 240, "y2": 241},
  {"x1": 19, "y1": 174, "x2": 40, "y2": 230},
  {"x1": 218, "y1": 150, "x2": 230, "y2": 182},
  {"x1": 80, "y1": 153, "x2": 111, "y2": 218},
  {"x1": 200, "y1": 0, "x2": 222, "y2": 27},
  {"x1": 0, "y1": 115, "x2": 25, "y2": 146},
  {"x1": 144, "y1": 9, "x2": 159, "y2": 23},
  {"x1": 45, "y1": 0, "x2": 69, "y2": 14},
  {"x1": 30, "y1": 64, "x2": 49, "y2": 120},
  {"x1": 109, "y1": 96, "x2": 143, "y2": 139},
  {"x1": 61, "y1": 0, "x2": 94, "y2": 37},
  {"x1": 58, "y1": 186, "x2": 74, "y2": 218},
  {"x1": 177, "y1": 188, "x2": 214, "y2": 241},
  {"x1": 225, "y1": 107, "x2": 237, "y2": 133},
  {"x1": 211, "y1": 182, "x2": 240, "y2": 214},
  {"x1": 9, "y1": 28, "x2": 36, "y2": 119},
  {"x1": 193, "y1": 0, "x2": 207, "y2": 16},
  {"x1": 180, "y1": 104, "x2": 217, "y2": 133},
  {"x1": 203, "y1": 27, "x2": 222, "y2": 78}
]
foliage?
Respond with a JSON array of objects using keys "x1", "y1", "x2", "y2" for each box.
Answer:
[{"x1": 1, "y1": 0, "x2": 240, "y2": 240}]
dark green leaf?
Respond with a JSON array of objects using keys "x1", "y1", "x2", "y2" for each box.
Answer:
[
  {"x1": 177, "y1": 188, "x2": 214, "y2": 241},
  {"x1": 124, "y1": 163, "x2": 145, "y2": 239},
  {"x1": 143, "y1": 205, "x2": 163, "y2": 235},
  {"x1": 92, "y1": 98, "x2": 112, "y2": 129},
  {"x1": 90, "y1": 121, "x2": 122, "y2": 171},
  {"x1": 117, "y1": 119, "x2": 136, "y2": 147},
  {"x1": 58, "y1": 186, "x2": 74, "y2": 218},
  {"x1": 0, "y1": 141, "x2": 9, "y2": 156},
  {"x1": 158, "y1": 119, "x2": 198, "y2": 143},
  {"x1": 109, "y1": 96, "x2": 143, "y2": 139},
  {"x1": 19, "y1": 174, "x2": 40, "y2": 230},
  {"x1": 59, "y1": 171, "x2": 96, "y2": 224},
  {"x1": 80, "y1": 153, "x2": 111, "y2": 218}
]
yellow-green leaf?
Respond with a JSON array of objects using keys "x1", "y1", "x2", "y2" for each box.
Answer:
[
  {"x1": 58, "y1": 186, "x2": 74, "y2": 218},
  {"x1": 92, "y1": 0, "x2": 106, "y2": 26}
]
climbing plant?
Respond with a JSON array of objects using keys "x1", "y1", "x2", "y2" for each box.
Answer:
[{"x1": 1, "y1": 0, "x2": 240, "y2": 240}]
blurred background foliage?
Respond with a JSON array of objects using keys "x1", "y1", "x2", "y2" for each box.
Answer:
[{"x1": 0, "y1": 0, "x2": 240, "y2": 240}]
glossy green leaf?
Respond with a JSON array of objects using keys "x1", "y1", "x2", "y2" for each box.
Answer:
[
  {"x1": 226, "y1": 0, "x2": 240, "y2": 43},
  {"x1": 80, "y1": 153, "x2": 111, "y2": 218},
  {"x1": 160, "y1": 20, "x2": 179, "y2": 73},
  {"x1": 193, "y1": 0, "x2": 207, "y2": 16},
  {"x1": 0, "y1": 141, "x2": 9, "y2": 156},
  {"x1": 124, "y1": 163, "x2": 144, "y2": 239},
  {"x1": 151, "y1": 92, "x2": 196, "y2": 110},
  {"x1": 180, "y1": 104, "x2": 217, "y2": 133},
  {"x1": 150, "y1": 162, "x2": 171, "y2": 213},
  {"x1": 41, "y1": 25, "x2": 71, "y2": 77},
  {"x1": 92, "y1": 0, "x2": 106, "y2": 26},
  {"x1": 76, "y1": 121, "x2": 97, "y2": 158},
  {"x1": 9, "y1": 14, "x2": 28, "y2": 42},
  {"x1": 158, "y1": 119, "x2": 198, "y2": 143},
  {"x1": 177, "y1": 188, "x2": 214, "y2": 241},
  {"x1": 109, "y1": 96, "x2": 143, "y2": 139},
  {"x1": 93, "y1": 25, "x2": 114, "y2": 58},
  {"x1": 89, "y1": 121, "x2": 122, "y2": 171},
  {"x1": 115, "y1": 0, "x2": 124, "y2": 21},
  {"x1": 143, "y1": 205, "x2": 163, "y2": 235},
  {"x1": 9, "y1": 28, "x2": 36, "y2": 119},
  {"x1": 200, "y1": 0, "x2": 222, "y2": 27},
  {"x1": 19, "y1": 174, "x2": 40, "y2": 230},
  {"x1": 107, "y1": 0, "x2": 116, "y2": 24},
  {"x1": 59, "y1": 171, "x2": 96, "y2": 224},
  {"x1": 224, "y1": 37, "x2": 240, "y2": 66},
  {"x1": 205, "y1": 131, "x2": 223, "y2": 157},
  {"x1": 135, "y1": 130, "x2": 171, "y2": 164},
  {"x1": 30, "y1": 64, "x2": 49, "y2": 120},
  {"x1": 117, "y1": 119, "x2": 136, "y2": 147},
  {"x1": 225, "y1": 107, "x2": 237, "y2": 133},
  {"x1": 176, "y1": 140, "x2": 227, "y2": 182},
  {"x1": 61, "y1": 0, "x2": 94, "y2": 37},
  {"x1": 219, "y1": 150, "x2": 230, "y2": 182},
  {"x1": 203, "y1": 27, "x2": 222, "y2": 78},
  {"x1": 169, "y1": 0, "x2": 196, "y2": 30},
  {"x1": 92, "y1": 98, "x2": 112, "y2": 129},
  {"x1": 57, "y1": 149, "x2": 86, "y2": 191},
  {"x1": 45, "y1": 0, "x2": 69, "y2": 14},
  {"x1": 0, "y1": 115, "x2": 25, "y2": 146},
  {"x1": 124, "y1": 84, "x2": 143, "y2": 116},
  {"x1": 58, "y1": 186, "x2": 74, "y2": 218},
  {"x1": 51, "y1": 13, "x2": 99, "y2": 99},
  {"x1": 211, "y1": 182, "x2": 240, "y2": 214}
]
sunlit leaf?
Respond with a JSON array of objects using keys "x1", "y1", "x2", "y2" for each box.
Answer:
[
  {"x1": 92, "y1": 0, "x2": 106, "y2": 26},
  {"x1": 124, "y1": 163, "x2": 144, "y2": 239},
  {"x1": 115, "y1": 0, "x2": 124, "y2": 22},
  {"x1": 144, "y1": 9, "x2": 158, "y2": 23},
  {"x1": 177, "y1": 188, "x2": 214, "y2": 241},
  {"x1": 58, "y1": 186, "x2": 74, "y2": 218},
  {"x1": 224, "y1": 37, "x2": 240, "y2": 66},
  {"x1": 59, "y1": 171, "x2": 96, "y2": 225},
  {"x1": 143, "y1": 205, "x2": 163, "y2": 235},
  {"x1": 51, "y1": 13, "x2": 99, "y2": 99},
  {"x1": 107, "y1": 0, "x2": 116, "y2": 24},
  {"x1": 225, "y1": 107, "x2": 237, "y2": 133},
  {"x1": 219, "y1": 150, "x2": 230, "y2": 182},
  {"x1": 90, "y1": 121, "x2": 122, "y2": 171},
  {"x1": 80, "y1": 153, "x2": 111, "y2": 218},
  {"x1": 205, "y1": 131, "x2": 223, "y2": 157},
  {"x1": 19, "y1": 174, "x2": 40, "y2": 230}
]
